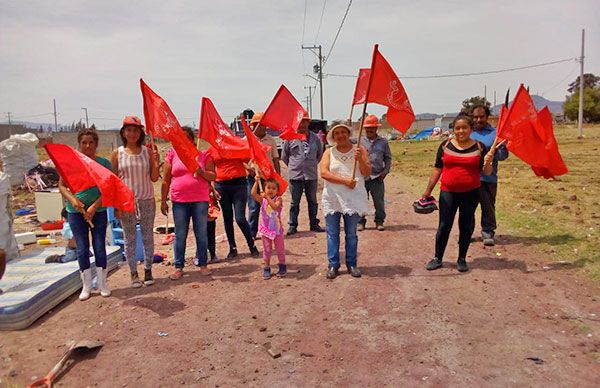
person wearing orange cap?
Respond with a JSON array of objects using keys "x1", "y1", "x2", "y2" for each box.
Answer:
[
  {"x1": 245, "y1": 112, "x2": 281, "y2": 239},
  {"x1": 110, "y1": 116, "x2": 160, "y2": 288},
  {"x1": 281, "y1": 111, "x2": 324, "y2": 235},
  {"x1": 358, "y1": 114, "x2": 392, "y2": 231}
]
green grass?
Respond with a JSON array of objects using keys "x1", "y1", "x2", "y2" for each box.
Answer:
[{"x1": 390, "y1": 124, "x2": 600, "y2": 281}]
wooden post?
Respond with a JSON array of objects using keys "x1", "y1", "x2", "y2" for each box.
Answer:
[{"x1": 350, "y1": 44, "x2": 379, "y2": 180}]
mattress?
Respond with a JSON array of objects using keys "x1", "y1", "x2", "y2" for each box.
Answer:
[{"x1": 0, "y1": 245, "x2": 123, "y2": 330}]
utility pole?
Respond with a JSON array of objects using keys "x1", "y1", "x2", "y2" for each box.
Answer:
[
  {"x1": 6, "y1": 112, "x2": 12, "y2": 136},
  {"x1": 578, "y1": 28, "x2": 585, "y2": 138},
  {"x1": 81, "y1": 107, "x2": 89, "y2": 127},
  {"x1": 493, "y1": 90, "x2": 497, "y2": 107},
  {"x1": 304, "y1": 85, "x2": 313, "y2": 117},
  {"x1": 302, "y1": 45, "x2": 324, "y2": 119},
  {"x1": 53, "y1": 99, "x2": 58, "y2": 132},
  {"x1": 484, "y1": 85, "x2": 487, "y2": 101}
]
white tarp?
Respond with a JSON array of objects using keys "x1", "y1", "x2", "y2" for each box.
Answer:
[
  {"x1": 0, "y1": 133, "x2": 39, "y2": 186},
  {"x1": 0, "y1": 172, "x2": 18, "y2": 259}
]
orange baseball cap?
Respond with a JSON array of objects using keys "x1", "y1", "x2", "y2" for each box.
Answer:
[{"x1": 121, "y1": 116, "x2": 144, "y2": 129}]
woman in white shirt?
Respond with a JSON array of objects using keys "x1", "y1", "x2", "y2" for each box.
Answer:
[{"x1": 320, "y1": 123, "x2": 371, "y2": 279}]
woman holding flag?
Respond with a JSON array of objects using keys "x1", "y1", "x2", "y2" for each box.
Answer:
[
  {"x1": 421, "y1": 115, "x2": 499, "y2": 272},
  {"x1": 320, "y1": 123, "x2": 371, "y2": 279},
  {"x1": 57, "y1": 128, "x2": 112, "y2": 301},
  {"x1": 161, "y1": 126, "x2": 216, "y2": 279},
  {"x1": 110, "y1": 116, "x2": 160, "y2": 288}
]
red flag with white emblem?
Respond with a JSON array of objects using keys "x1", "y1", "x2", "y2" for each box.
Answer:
[
  {"x1": 261, "y1": 85, "x2": 307, "y2": 141},
  {"x1": 140, "y1": 79, "x2": 199, "y2": 173}
]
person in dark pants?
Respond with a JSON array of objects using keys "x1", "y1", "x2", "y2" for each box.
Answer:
[
  {"x1": 358, "y1": 114, "x2": 392, "y2": 231},
  {"x1": 208, "y1": 146, "x2": 259, "y2": 259},
  {"x1": 470, "y1": 105, "x2": 509, "y2": 246},
  {"x1": 58, "y1": 128, "x2": 112, "y2": 301},
  {"x1": 281, "y1": 112, "x2": 324, "y2": 235},
  {"x1": 421, "y1": 115, "x2": 500, "y2": 272},
  {"x1": 245, "y1": 112, "x2": 281, "y2": 239}
]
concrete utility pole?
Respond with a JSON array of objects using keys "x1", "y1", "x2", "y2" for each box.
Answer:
[
  {"x1": 6, "y1": 112, "x2": 12, "y2": 136},
  {"x1": 302, "y1": 45, "x2": 324, "y2": 119},
  {"x1": 81, "y1": 107, "x2": 89, "y2": 127},
  {"x1": 53, "y1": 99, "x2": 58, "y2": 132},
  {"x1": 304, "y1": 85, "x2": 313, "y2": 117},
  {"x1": 577, "y1": 29, "x2": 585, "y2": 138}
]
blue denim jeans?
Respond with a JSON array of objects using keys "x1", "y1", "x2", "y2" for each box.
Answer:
[
  {"x1": 246, "y1": 175, "x2": 261, "y2": 238},
  {"x1": 288, "y1": 179, "x2": 320, "y2": 229},
  {"x1": 68, "y1": 210, "x2": 108, "y2": 271},
  {"x1": 216, "y1": 180, "x2": 255, "y2": 251},
  {"x1": 172, "y1": 201, "x2": 208, "y2": 269},
  {"x1": 325, "y1": 212, "x2": 361, "y2": 269}
]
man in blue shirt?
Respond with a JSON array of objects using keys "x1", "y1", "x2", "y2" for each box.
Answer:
[
  {"x1": 469, "y1": 105, "x2": 509, "y2": 246},
  {"x1": 281, "y1": 115, "x2": 324, "y2": 235},
  {"x1": 359, "y1": 115, "x2": 392, "y2": 231}
]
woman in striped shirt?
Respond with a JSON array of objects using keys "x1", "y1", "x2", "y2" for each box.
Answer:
[
  {"x1": 421, "y1": 115, "x2": 501, "y2": 272},
  {"x1": 110, "y1": 116, "x2": 160, "y2": 288}
]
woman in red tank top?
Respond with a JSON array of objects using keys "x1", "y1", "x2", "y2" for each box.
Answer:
[{"x1": 421, "y1": 115, "x2": 501, "y2": 272}]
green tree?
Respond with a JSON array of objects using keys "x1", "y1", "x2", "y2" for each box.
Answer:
[
  {"x1": 567, "y1": 73, "x2": 600, "y2": 93},
  {"x1": 460, "y1": 96, "x2": 491, "y2": 115},
  {"x1": 564, "y1": 87, "x2": 600, "y2": 123}
]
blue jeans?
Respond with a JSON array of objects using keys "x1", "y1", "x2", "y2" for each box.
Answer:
[
  {"x1": 325, "y1": 212, "x2": 361, "y2": 269},
  {"x1": 68, "y1": 210, "x2": 108, "y2": 271},
  {"x1": 216, "y1": 180, "x2": 255, "y2": 251},
  {"x1": 288, "y1": 179, "x2": 320, "y2": 229},
  {"x1": 172, "y1": 201, "x2": 208, "y2": 269},
  {"x1": 246, "y1": 175, "x2": 261, "y2": 238}
]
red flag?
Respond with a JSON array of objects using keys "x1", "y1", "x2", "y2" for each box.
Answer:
[
  {"x1": 497, "y1": 84, "x2": 550, "y2": 169},
  {"x1": 240, "y1": 115, "x2": 288, "y2": 196},
  {"x1": 261, "y1": 85, "x2": 307, "y2": 141},
  {"x1": 45, "y1": 144, "x2": 135, "y2": 212},
  {"x1": 199, "y1": 97, "x2": 250, "y2": 159},
  {"x1": 360, "y1": 46, "x2": 415, "y2": 133},
  {"x1": 140, "y1": 79, "x2": 199, "y2": 173},
  {"x1": 531, "y1": 106, "x2": 568, "y2": 178},
  {"x1": 352, "y1": 68, "x2": 371, "y2": 105}
]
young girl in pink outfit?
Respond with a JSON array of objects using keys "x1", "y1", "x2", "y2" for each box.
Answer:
[{"x1": 251, "y1": 178, "x2": 286, "y2": 280}]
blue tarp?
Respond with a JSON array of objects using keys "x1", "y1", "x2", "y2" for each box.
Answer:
[{"x1": 409, "y1": 126, "x2": 435, "y2": 140}]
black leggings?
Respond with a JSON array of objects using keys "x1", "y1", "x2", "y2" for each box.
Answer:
[
  {"x1": 435, "y1": 189, "x2": 479, "y2": 261},
  {"x1": 207, "y1": 220, "x2": 216, "y2": 258}
]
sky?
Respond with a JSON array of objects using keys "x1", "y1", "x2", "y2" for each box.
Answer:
[{"x1": 1, "y1": 0, "x2": 598, "y2": 129}]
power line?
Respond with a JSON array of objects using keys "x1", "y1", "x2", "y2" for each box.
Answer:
[
  {"x1": 324, "y1": 0, "x2": 352, "y2": 66},
  {"x1": 325, "y1": 57, "x2": 578, "y2": 79},
  {"x1": 313, "y1": 0, "x2": 327, "y2": 44}
]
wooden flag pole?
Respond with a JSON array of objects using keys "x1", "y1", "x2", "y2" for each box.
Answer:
[
  {"x1": 254, "y1": 166, "x2": 264, "y2": 193},
  {"x1": 348, "y1": 104, "x2": 354, "y2": 126},
  {"x1": 350, "y1": 44, "x2": 378, "y2": 181}
]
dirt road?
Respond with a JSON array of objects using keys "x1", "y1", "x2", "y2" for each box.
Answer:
[{"x1": 1, "y1": 175, "x2": 599, "y2": 387}]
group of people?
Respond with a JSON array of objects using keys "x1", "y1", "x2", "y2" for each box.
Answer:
[{"x1": 56, "y1": 105, "x2": 506, "y2": 301}]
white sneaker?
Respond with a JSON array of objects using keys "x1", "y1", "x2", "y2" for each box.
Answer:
[{"x1": 79, "y1": 269, "x2": 92, "y2": 301}]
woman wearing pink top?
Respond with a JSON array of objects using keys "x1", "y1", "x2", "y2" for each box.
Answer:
[{"x1": 161, "y1": 127, "x2": 216, "y2": 279}]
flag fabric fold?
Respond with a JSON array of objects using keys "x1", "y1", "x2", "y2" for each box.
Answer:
[
  {"x1": 357, "y1": 46, "x2": 415, "y2": 133},
  {"x1": 531, "y1": 106, "x2": 568, "y2": 178},
  {"x1": 240, "y1": 115, "x2": 288, "y2": 196},
  {"x1": 199, "y1": 97, "x2": 250, "y2": 159},
  {"x1": 45, "y1": 144, "x2": 135, "y2": 212},
  {"x1": 260, "y1": 85, "x2": 307, "y2": 141},
  {"x1": 352, "y1": 68, "x2": 371, "y2": 106},
  {"x1": 140, "y1": 78, "x2": 199, "y2": 173}
]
